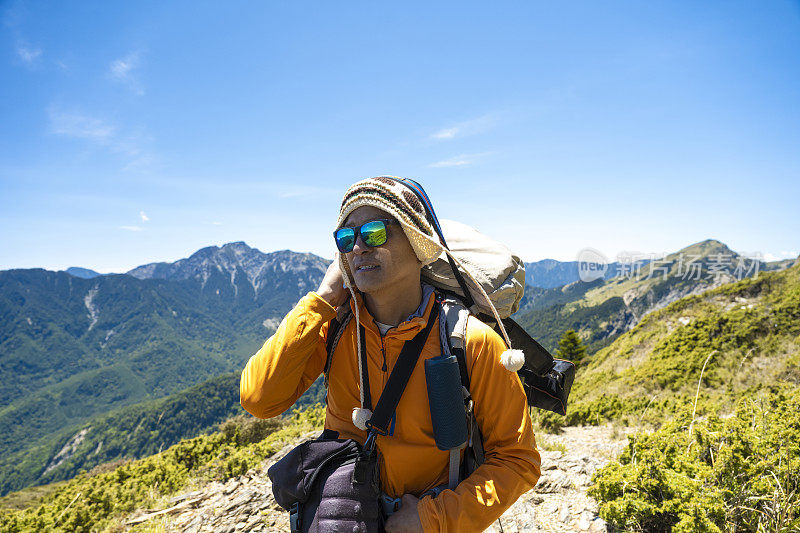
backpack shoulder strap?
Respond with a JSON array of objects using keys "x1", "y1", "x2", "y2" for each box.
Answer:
[
  {"x1": 439, "y1": 296, "x2": 471, "y2": 388},
  {"x1": 323, "y1": 302, "x2": 353, "y2": 388},
  {"x1": 437, "y1": 295, "x2": 485, "y2": 476}
]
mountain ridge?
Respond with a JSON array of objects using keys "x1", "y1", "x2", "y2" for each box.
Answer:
[
  {"x1": 525, "y1": 238, "x2": 792, "y2": 289},
  {"x1": 0, "y1": 247, "x2": 330, "y2": 495},
  {"x1": 514, "y1": 238, "x2": 786, "y2": 353}
]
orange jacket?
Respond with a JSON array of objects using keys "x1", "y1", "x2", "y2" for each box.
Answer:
[{"x1": 240, "y1": 289, "x2": 541, "y2": 532}]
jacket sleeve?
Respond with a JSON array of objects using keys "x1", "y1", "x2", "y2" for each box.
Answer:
[
  {"x1": 240, "y1": 291, "x2": 337, "y2": 419},
  {"x1": 416, "y1": 318, "x2": 542, "y2": 533}
]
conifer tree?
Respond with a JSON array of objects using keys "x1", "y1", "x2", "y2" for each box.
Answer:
[{"x1": 556, "y1": 329, "x2": 587, "y2": 366}]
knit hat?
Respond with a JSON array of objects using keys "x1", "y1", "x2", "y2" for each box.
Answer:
[{"x1": 335, "y1": 176, "x2": 444, "y2": 290}]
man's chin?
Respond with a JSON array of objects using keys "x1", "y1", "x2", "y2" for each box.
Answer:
[{"x1": 352, "y1": 272, "x2": 386, "y2": 294}]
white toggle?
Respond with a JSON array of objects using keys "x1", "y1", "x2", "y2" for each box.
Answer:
[
  {"x1": 352, "y1": 407, "x2": 373, "y2": 431},
  {"x1": 501, "y1": 349, "x2": 525, "y2": 372}
]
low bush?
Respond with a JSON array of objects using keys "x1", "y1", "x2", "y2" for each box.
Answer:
[
  {"x1": 589, "y1": 387, "x2": 800, "y2": 533},
  {"x1": 219, "y1": 414, "x2": 285, "y2": 446},
  {"x1": 0, "y1": 405, "x2": 325, "y2": 533}
]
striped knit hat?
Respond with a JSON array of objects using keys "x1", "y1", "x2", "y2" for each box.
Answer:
[{"x1": 335, "y1": 176, "x2": 444, "y2": 290}]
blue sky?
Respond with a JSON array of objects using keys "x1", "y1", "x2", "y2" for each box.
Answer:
[{"x1": 1, "y1": 1, "x2": 798, "y2": 273}]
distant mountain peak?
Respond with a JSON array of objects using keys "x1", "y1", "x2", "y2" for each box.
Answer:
[
  {"x1": 126, "y1": 242, "x2": 330, "y2": 297},
  {"x1": 673, "y1": 239, "x2": 736, "y2": 259},
  {"x1": 220, "y1": 241, "x2": 250, "y2": 250},
  {"x1": 64, "y1": 267, "x2": 103, "y2": 279}
]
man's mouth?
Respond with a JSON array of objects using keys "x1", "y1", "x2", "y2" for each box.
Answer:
[{"x1": 356, "y1": 265, "x2": 380, "y2": 272}]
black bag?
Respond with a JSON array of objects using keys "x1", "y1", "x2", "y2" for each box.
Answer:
[
  {"x1": 518, "y1": 359, "x2": 576, "y2": 416},
  {"x1": 267, "y1": 432, "x2": 383, "y2": 533},
  {"x1": 497, "y1": 317, "x2": 576, "y2": 416}
]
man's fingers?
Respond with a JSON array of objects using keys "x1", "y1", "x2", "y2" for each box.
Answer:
[
  {"x1": 385, "y1": 494, "x2": 423, "y2": 533},
  {"x1": 317, "y1": 256, "x2": 348, "y2": 307}
]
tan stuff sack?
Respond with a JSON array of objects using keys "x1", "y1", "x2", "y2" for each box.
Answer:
[{"x1": 422, "y1": 219, "x2": 525, "y2": 319}]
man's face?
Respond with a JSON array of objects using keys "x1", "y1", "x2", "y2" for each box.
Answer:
[{"x1": 342, "y1": 206, "x2": 422, "y2": 295}]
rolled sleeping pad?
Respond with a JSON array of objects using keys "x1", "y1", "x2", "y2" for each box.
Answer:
[{"x1": 425, "y1": 355, "x2": 468, "y2": 451}]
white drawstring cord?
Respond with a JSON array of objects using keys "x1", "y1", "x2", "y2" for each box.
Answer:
[
  {"x1": 346, "y1": 282, "x2": 373, "y2": 431},
  {"x1": 442, "y1": 249, "x2": 525, "y2": 372}
]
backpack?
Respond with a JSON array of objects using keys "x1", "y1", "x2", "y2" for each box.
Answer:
[{"x1": 323, "y1": 177, "x2": 575, "y2": 485}]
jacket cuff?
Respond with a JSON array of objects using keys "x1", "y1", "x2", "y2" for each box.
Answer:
[
  {"x1": 417, "y1": 495, "x2": 439, "y2": 533},
  {"x1": 307, "y1": 291, "x2": 338, "y2": 320}
]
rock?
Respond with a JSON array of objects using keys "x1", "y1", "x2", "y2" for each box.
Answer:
[
  {"x1": 577, "y1": 510, "x2": 594, "y2": 530},
  {"x1": 558, "y1": 504, "x2": 570, "y2": 523},
  {"x1": 590, "y1": 517, "x2": 607, "y2": 532}
]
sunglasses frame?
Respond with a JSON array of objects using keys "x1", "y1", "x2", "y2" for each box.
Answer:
[{"x1": 333, "y1": 218, "x2": 398, "y2": 253}]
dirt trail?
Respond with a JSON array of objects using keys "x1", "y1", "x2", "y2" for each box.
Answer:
[
  {"x1": 124, "y1": 425, "x2": 634, "y2": 532},
  {"x1": 485, "y1": 425, "x2": 634, "y2": 532}
]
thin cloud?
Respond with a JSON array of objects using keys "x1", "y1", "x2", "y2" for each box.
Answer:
[
  {"x1": 428, "y1": 156, "x2": 472, "y2": 168},
  {"x1": 109, "y1": 52, "x2": 144, "y2": 95},
  {"x1": 119, "y1": 226, "x2": 144, "y2": 232},
  {"x1": 49, "y1": 109, "x2": 116, "y2": 142},
  {"x1": 764, "y1": 251, "x2": 799, "y2": 262},
  {"x1": 432, "y1": 127, "x2": 459, "y2": 140},
  {"x1": 430, "y1": 114, "x2": 499, "y2": 141},
  {"x1": 427, "y1": 151, "x2": 494, "y2": 168},
  {"x1": 110, "y1": 56, "x2": 135, "y2": 79},
  {"x1": 15, "y1": 42, "x2": 41, "y2": 65},
  {"x1": 48, "y1": 107, "x2": 154, "y2": 169},
  {"x1": 139, "y1": 211, "x2": 149, "y2": 222},
  {"x1": 212, "y1": 221, "x2": 223, "y2": 226}
]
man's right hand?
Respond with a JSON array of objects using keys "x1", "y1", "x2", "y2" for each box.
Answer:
[{"x1": 316, "y1": 256, "x2": 348, "y2": 308}]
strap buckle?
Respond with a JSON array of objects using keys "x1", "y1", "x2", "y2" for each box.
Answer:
[
  {"x1": 380, "y1": 493, "x2": 402, "y2": 517},
  {"x1": 289, "y1": 502, "x2": 301, "y2": 533},
  {"x1": 364, "y1": 421, "x2": 389, "y2": 437},
  {"x1": 363, "y1": 430, "x2": 378, "y2": 453}
]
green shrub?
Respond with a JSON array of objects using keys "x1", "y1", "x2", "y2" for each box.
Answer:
[
  {"x1": 589, "y1": 387, "x2": 800, "y2": 533},
  {"x1": 0, "y1": 405, "x2": 325, "y2": 533},
  {"x1": 219, "y1": 414, "x2": 285, "y2": 446}
]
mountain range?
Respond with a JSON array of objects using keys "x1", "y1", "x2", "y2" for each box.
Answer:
[
  {"x1": 523, "y1": 251, "x2": 793, "y2": 289},
  {"x1": 0, "y1": 238, "x2": 795, "y2": 496},
  {"x1": 514, "y1": 239, "x2": 792, "y2": 353},
  {"x1": 563, "y1": 255, "x2": 800, "y2": 427},
  {"x1": 2, "y1": 250, "x2": 797, "y2": 530},
  {"x1": 0, "y1": 242, "x2": 328, "y2": 494}
]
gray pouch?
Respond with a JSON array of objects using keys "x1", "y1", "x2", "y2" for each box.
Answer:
[{"x1": 267, "y1": 432, "x2": 384, "y2": 532}]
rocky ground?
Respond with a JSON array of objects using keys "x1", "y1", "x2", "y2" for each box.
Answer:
[
  {"x1": 123, "y1": 425, "x2": 634, "y2": 532},
  {"x1": 485, "y1": 425, "x2": 634, "y2": 533}
]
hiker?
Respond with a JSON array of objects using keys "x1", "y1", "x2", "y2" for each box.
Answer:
[{"x1": 240, "y1": 177, "x2": 541, "y2": 532}]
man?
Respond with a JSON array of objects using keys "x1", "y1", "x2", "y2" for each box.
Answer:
[{"x1": 240, "y1": 177, "x2": 541, "y2": 532}]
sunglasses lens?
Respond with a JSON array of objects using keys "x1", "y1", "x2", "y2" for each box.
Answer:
[
  {"x1": 361, "y1": 221, "x2": 388, "y2": 247},
  {"x1": 334, "y1": 228, "x2": 356, "y2": 252}
]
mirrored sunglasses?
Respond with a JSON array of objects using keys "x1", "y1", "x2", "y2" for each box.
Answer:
[{"x1": 333, "y1": 219, "x2": 396, "y2": 253}]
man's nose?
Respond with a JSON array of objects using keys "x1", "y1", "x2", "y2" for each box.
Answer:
[{"x1": 351, "y1": 234, "x2": 370, "y2": 254}]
